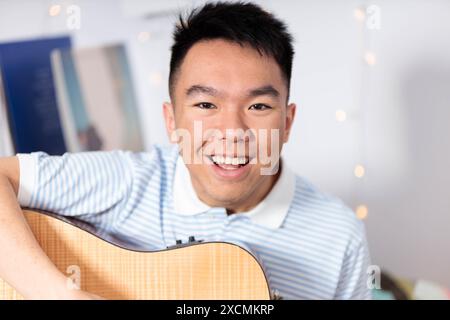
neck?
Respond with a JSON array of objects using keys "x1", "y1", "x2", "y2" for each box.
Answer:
[{"x1": 225, "y1": 170, "x2": 280, "y2": 214}]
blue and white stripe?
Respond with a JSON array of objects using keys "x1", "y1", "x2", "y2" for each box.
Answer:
[{"x1": 17, "y1": 144, "x2": 372, "y2": 300}]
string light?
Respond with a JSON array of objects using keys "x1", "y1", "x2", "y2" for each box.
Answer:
[
  {"x1": 354, "y1": 8, "x2": 366, "y2": 22},
  {"x1": 48, "y1": 4, "x2": 62, "y2": 17},
  {"x1": 137, "y1": 31, "x2": 151, "y2": 43},
  {"x1": 149, "y1": 72, "x2": 163, "y2": 86},
  {"x1": 335, "y1": 109, "x2": 347, "y2": 122},
  {"x1": 354, "y1": 164, "x2": 365, "y2": 178},
  {"x1": 356, "y1": 205, "x2": 369, "y2": 220},
  {"x1": 364, "y1": 51, "x2": 376, "y2": 66},
  {"x1": 351, "y1": 6, "x2": 377, "y2": 221}
]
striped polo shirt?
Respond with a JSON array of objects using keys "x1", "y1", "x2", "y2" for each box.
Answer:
[{"x1": 17, "y1": 144, "x2": 372, "y2": 300}]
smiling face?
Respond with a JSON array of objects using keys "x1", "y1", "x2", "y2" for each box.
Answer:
[{"x1": 163, "y1": 39, "x2": 296, "y2": 213}]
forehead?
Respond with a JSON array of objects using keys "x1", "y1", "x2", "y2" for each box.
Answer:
[{"x1": 175, "y1": 39, "x2": 286, "y2": 98}]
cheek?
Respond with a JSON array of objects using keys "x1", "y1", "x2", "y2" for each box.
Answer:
[{"x1": 252, "y1": 118, "x2": 285, "y2": 152}]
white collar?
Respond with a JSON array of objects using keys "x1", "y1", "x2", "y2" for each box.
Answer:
[{"x1": 172, "y1": 155, "x2": 296, "y2": 229}]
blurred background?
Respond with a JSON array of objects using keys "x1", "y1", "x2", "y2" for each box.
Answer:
[{"x1": 0, "y1": 0, "x2": 449, "y2": 299}]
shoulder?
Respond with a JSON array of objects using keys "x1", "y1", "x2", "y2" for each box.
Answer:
[
  {"x1": 121, "y1": 143, "x2": 178, "y2": 168},
  {"x1": 16, "y1": 143, "x2": 179, "y2": 182},
  {"x1": 289, "y1": 175, "x2": 366, "y2": 251}
]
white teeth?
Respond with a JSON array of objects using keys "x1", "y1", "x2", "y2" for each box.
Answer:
[{"x1": 211, "y1": 155, "x2": 248, "y2": 165}]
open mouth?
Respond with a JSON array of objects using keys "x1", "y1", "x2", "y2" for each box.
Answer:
[{"x1": 206, "y1": 155, "x2": 250, "y2": 170}]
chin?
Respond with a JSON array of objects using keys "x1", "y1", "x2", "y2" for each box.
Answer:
[{"x1": 207, "y1": 188, "x2": 248, "y2": 206}]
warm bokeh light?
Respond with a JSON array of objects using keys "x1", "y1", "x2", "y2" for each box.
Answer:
[
  {"x1": 364, "y1": 51, "x2": 376, "y2": 66},
  {"x1": 149, "y1": 72, "x2": 163, "y2": 86},
  {"x1": 356, "y1": 205, "x2": 368, "y2": 220},
  {"x1": 137, "y1": 31, "x2": 151, "y2": 43},
  {"x1": 48, "y1": 4, "x2": 61, "y2": 17},
  {"x1": 354, "y1": 8, "x2": 366, "y2": 22},
  {"x1": 354, "y1": 164, "x2": 365, "y2": 178},
  {"x1": 336, "y1": 109, "x2": 347, "y2": 122}
]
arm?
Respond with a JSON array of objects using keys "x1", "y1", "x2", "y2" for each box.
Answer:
[
  {"x1": 0, "y1": 156, "x2": 94, "y2": 299},
  {"x1": 334, "y1": 222, "x2": 373, "y2": 300}
]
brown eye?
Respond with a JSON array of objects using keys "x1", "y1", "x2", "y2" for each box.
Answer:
[
  {"x1": 249, "y1": 103, "x2": 271, "y2": 111},
  {"x1": 194, "y1": 102, "x2": 216, "y2": 109}
]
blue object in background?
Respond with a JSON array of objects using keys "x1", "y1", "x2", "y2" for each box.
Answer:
[{"x1": 0, "y1": 36, "x2": 71, "y2": 154}]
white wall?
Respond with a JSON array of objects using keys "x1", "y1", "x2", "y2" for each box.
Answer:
[
  {"x1": 1, "y1": 0, "x2": 449, "y2": 287},
  {"x1": 266, "y1": 0, "x2": 450, "y2": 287}
]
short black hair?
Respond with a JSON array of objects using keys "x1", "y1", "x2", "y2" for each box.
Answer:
[{"x1": 169, "y1": 1, "x2": 294, "y2": 100}]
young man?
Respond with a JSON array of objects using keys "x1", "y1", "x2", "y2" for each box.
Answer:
[{"x1": 0, "y1": 2, "x2": 371, "y2": 299}]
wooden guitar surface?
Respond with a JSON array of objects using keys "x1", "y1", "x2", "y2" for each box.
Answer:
[{"x1": 0, "y1": 210, "x2": 270, "y2": 300}]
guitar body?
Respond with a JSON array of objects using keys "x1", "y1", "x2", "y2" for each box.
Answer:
[{"x1": 0, "y1": 210, "x2": 270, "y2": 300}]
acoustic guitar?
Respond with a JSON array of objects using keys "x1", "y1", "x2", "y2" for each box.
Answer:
[{"x1": 0, "y1": 210, "x2": 271, "y2": 300}]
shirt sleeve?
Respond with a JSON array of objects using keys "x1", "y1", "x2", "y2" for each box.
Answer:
[
  {"x1": 16, "y1": 150, "x2": 137, "y2": 232},
  {"x1": 334, "y1": 223, "x2": 373, "y2": 300}
]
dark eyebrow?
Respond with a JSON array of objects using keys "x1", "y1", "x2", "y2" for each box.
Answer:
[
  {"x1": 185, "y1": 84, "x2": 280, "y2": 99},
  {"x1": 185, "y1": 85, "x2": 219, "y2": 97},
  {"x1": 247, "y1": 85, "x2": 280, "y2": 98}
]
